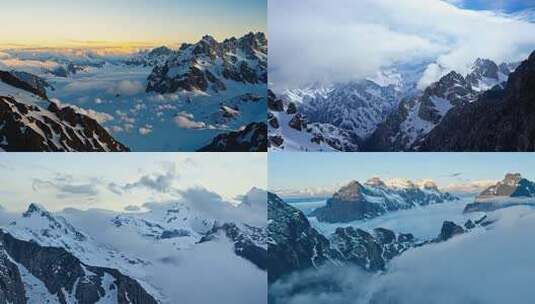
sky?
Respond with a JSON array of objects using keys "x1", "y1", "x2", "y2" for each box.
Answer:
[
  {"x1": 0, "y1": 0, "x2": 266, "y2": 48},
  {"x1": 445, "y1": 0, "x2": 535, "y2": 12},
  {"x1": 269, "y1": 0, "x2": 535, "y2": 90},
  {"x1": 0, "y1": 153, "x2": 266, "y2": 212},
  {"x1": 268, "y1": 153, "x2": 535, "y2": 196}
]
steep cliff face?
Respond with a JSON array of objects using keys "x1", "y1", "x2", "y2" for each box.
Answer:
[
  {"x1": 268, "y1": 193, "x2": 417, "y2": 284},
  {"x1": 418, "y1": 51, "x2": 535, "y2": 151},
  {"x1": 0, "y1": 230, "x2": 158, "y2": 304},
  {"x1": 0, "y1": 97, "x2": 129, "y2": 152}
]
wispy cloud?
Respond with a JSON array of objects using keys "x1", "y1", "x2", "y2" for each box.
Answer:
[
  {"x1": 269, "y1": 0, "x2": 535, "y2": 89},
  {"x1": 108, "y1": 163, "x2": 179, "y2": 194}
]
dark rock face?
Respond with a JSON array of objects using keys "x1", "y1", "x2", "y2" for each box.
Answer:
[
  {"x1": 198, "y1": 122, "x2": 267, "y2": 152},
  {"x1": 0, "y1": 96, "x2": 129, "y2": 152},
  {"x1": 288, "y1": 113, "x2": 306, "y2": 131},
  {"x1": 464, "y1": 173, "x2": 535, "y2": 213},
  {"x1": 147, "y1": 32, "x2": 267, "y2": 94},
  {"x1": 0, "y1": 245, "x2": 26, "y2": 304},
  {"x1": 0, "y1": 70, "x2": 51, "y2": 99},
  {"x1": 311, "y1": 181, "x2": 385, "y2": 223},
  {"x1": 0, "y1": 230, "x2": 157, "y2": 304},
  {"x1": 418, "y1": 51, "x2": 535, "y2": 151},
  {"x1": 310, "y1": 179, "x2": 457, "y2": 223},
  {"x1": 268, "y1": 192, "x2": 340, "y2": 283},
  {"x1": 436, "y1": 221, "x2": 465, "y2": 242},
  {"x1": 365, "y1": 70, "x2": 475, "y2": 151},
  {"x1": 201, "y1": 223, "x2": 267, "y2": 270},
  {"x1": 268, "y1": 90, "x2": 284, "y2": 112},
  {"x1": 330, "y1": 227, "x2": 414, "y2": 271},
  {"x1": 268, "y1": 192, "x2": 415, "y2": 284},
  {"x1": 417, "y1": 71, "x2": 474, "y2": 123}
]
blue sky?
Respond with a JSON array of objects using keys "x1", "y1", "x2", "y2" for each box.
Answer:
[
  {"x1": 269, "y1": 153, "x2": 535, "y2": 192},
  {"x1": 0, "y1": 153, "x2": 266, "y2": 212},
  {"x1": 446, "y1": 0, "x2": 535, "y2": 13},
  {"x1": 0, "y1": 0, "x2": 266, "y2": 47}
]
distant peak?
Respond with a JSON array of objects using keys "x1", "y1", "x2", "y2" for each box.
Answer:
[
  {"x1": 419, "y1": 180, "x2": 439, "y2": 191},
  {"x1": 385, "y1": 178, "x2": 416, "y2": 189},
  {"x1": 201, "y1": 35, "x2": 218, "y2": 44},
  {"x1": 23, "y1": 203, "x2": 49, "y2": 217},
  {"x1": 503, "y1": 173, "x2": 523, "y2": 186},
  {"x1": 365, "y1": 177, "x2": 386, "y2": 187},
  {"x1": 333, "y1": 180, "x2": 364, "y2": 201}
]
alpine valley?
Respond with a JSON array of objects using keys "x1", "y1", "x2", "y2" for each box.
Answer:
[
  {"x1": 0, "y1": 188, "x2": 268, "y2": 304},
  {"x1": 268, "y1": 173, "x2": 535, "y2": 303},
  {"x1": 0, "y1": 32, "x2": 267, "y2": 152},
  {"x1": 268, "y1": 52, "x2": 535, "y2": 151}
]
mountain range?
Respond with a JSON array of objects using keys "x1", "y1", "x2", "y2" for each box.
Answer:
[
  {"x1": 464, "y1": 173, "x2": 535, "y2": 212},
  {"x1": 270, "y1": 53, "x2": 531, "y2": 152},
  {"x1": 0, "y1": 32, "x2": 267, "y2": 152},
  {"x1": 0, "y1": 188, "x2": 267, "y2": 303},
  {"x1": 310, "y1": 178, "x2": 458, "y2": 223},
  {"x1": 267, "y1": 191, "x2": 485, "y2": 288},
  {"x1": 0, "y1": 70, "x2": 129, "y2": 152}
]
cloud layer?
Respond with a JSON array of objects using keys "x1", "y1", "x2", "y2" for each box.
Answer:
[{"x1": 269, "y1": 0, "x2": 535, "y2": 89}]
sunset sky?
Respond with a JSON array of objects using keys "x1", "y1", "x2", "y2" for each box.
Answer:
[{"x1": 0, "y1": 0, "x2": 266, "y2": 48}]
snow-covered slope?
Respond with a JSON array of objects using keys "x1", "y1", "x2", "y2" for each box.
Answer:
[
  {"x1": 366, "y1": 58, "x2": 516, "y2": 151},
  {"x1": 146, "y1": 32, "x2": 267, "y2": 94},
  {"x1": 268, "y1": 90, "x2": 355, "y2": 151},
  {"x1": 0, "y1": 72, "x2": 129, "y2": 152},
  {"x1": 282, "y1": 80, "x2": 401, "y2": 141},
  {"x1": 0, "y1": 33, "x2": 267, "y2": 151},
  {"x1": 0, "y1": 188, "x2": 267, "y2": 303}
]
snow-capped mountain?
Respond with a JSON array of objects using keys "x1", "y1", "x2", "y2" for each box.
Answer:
[
  {"x1": 198, "y1": 122, "x2": 267, "y2": 152},
  {"x1": 273, "y1": 57, "x2": 519, "y2": 152},
  {"x1": 464, "y1": 173, "x2": 535, "y2": 213},
  {"x1": 417, "y1": 51, "x2": 535, "y2": 151},
  {"x1": 0, "y1": 188, "x2": 267, "y2": 303},
  {"x1": 466, "y1": 58, "x2": 511, "y2": 92},
  {"x1": 268, "y1": 90, "x2": 356, "y2": 151},
  {"x1": 0, "y1": 33, "x2": 267, "y2": 152},
  {"x1": 147, "y1": 32, "x2": 267, "y2": 94},
  {"x1": 366, "y1": 57, "x2": 519, "y2": 151},
  {"x1": 0, "y1": 228, "x2": 157, "y2": 304},
  {"x1": 282, "y1": 80, "x2": 401, "y2": 141},
  {"x1": 125, "y1": 46, "x2": 178, "y2": 68},
  {"x1": 0, "y1": 70, "x2": 129, "y2": 152},
  {"x1": 310, "y1": 178, "x2": 458, "y2": 223},
  {"x1": 267, "y1": 192, "x2": 447, "y2": 284}
]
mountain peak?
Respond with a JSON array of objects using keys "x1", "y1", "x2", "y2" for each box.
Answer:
[
  {"x1": 332, "y1": 180, "x2": 364, "y2": 201},
  {"x1": 22, "y1": 203, "x2": 49, "y2": 218},
  {"x1": 242, "y1": 187, "x2": 267, "y2": 207},
  {"x1": 365, "y1": 177, "x2": 386, "y2": 187},
  {"x1": 419, "y1": 180, "x2": 439, "y2": 191},
  {"x1": 503, "y1": 173, "x2": 523, "y2": 186},
  {"x1": 201, "y1": 35, "x2": 218, "y2": 45}
]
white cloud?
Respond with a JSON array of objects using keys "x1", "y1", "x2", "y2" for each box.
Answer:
[
  {"x1": 112, "y1": 80, "x2": 144, "y2": 96},
  {"x1": 174, "y1": 112, "x2": 206, "y2": 129},
  {"x1": 269, "y1": 0, "x2": 535, "y2": 90},
  {"x1": 272, "y1": 206, "x2": 535, "y2": 304},
  {"x1": 138, "y1": 124, "x2": 153, "y2": 135}
]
